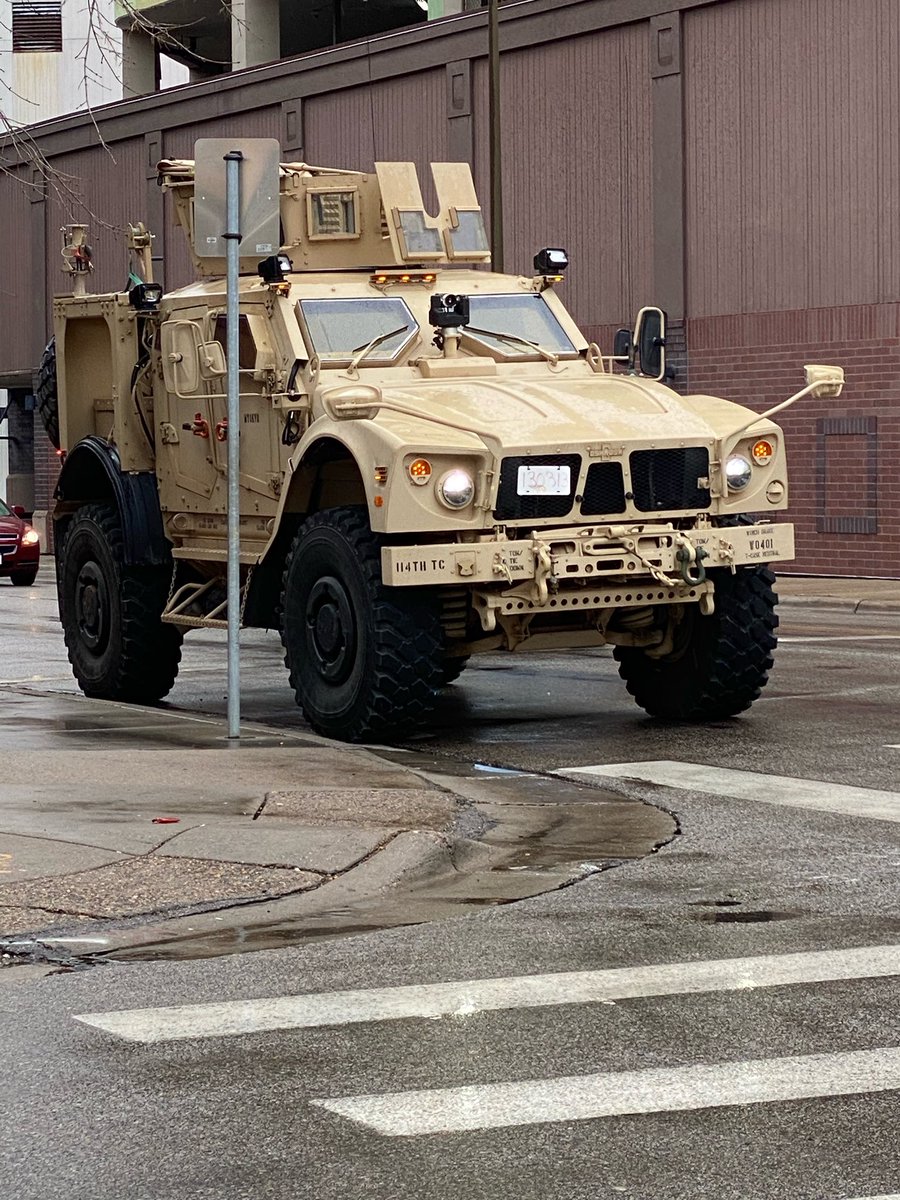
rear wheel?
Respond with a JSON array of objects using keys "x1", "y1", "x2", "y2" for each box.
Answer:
[
  {"x1": 36, "y1": 339, "x2": 60, "y2": 450},
  {"x1": 59, "y1": 503, "x2": 182, "y2": 701},
  {"x1": 281, "y1": 506, "x2": 443, "y2": 741},
  {"x1": 614, "y1": 565, "x2": 778, "y2": 720},
  {"x1": 10, "y1": 568, "x2": 38, "y2": 587}
]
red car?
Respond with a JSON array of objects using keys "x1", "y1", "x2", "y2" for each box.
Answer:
[{"x1": 0, "y1": 498, "x2": 40, "y2": 586}]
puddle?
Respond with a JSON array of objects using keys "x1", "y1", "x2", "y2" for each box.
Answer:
[
  {"x1": 694, "y1": 909, "x2": 798, "y2": 924},
  {"x1": 2, "y1": 747, "x2": 677, "y2": 967}
]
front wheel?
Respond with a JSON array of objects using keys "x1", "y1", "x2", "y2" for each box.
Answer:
[
  {"x1": 281, "y1": 506, "x2": 443, "y2": 742},
  {"x1": 614, "y1": 566, "x2": 778, "y2": 720},
  {"x1": 10, "y1": 568, "x2": 38, "y2": 587},
  {"x1": 59, "y1": 503, "x2": 182, "y2": 702}
]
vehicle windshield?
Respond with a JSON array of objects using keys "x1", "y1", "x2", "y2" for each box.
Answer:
[
  {"x1": 298, "y1": 298, "x2": 418, "y2": 364},
  {"x1": 464, "y1": 294, "x2": 577, "y2": 358},
  {"x1": 0, "y1": 498, "x2": 10, "y2": 517}
]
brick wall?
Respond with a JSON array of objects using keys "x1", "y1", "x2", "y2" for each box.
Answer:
[
  {"x1": 687, "y1": 304, "x2": 900, "y2": 579},
  {"x1": 34, "y1": 430, "x2": 60, "y2": 551}
]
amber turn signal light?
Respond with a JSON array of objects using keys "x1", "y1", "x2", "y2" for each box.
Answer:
[
  {"x1": 751, "y1": 439, "x2": 775, "y2": 465},
  {"x1": 408, "y1": 457, "x2": 432, "y2": 485}
]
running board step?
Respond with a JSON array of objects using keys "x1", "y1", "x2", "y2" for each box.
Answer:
[{"x1": 161, "y1": 577, "x2": 248, "y2": 629}]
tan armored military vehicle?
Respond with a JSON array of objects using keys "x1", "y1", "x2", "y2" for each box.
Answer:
[{"x1": 41, "y1": 158, "x2": 843, "y2": 741}]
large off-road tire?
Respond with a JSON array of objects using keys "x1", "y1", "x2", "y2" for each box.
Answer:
[
  {"x1": 59, "y1": 503, "x2": 182, "y2": 702},
  {"x1": 36, "y1": 339, "x2": 60, "y2": 450},
  {"x1": 281, "y1": 506, "x2": 443, "y2": 742},
  {"x1": 10, "y1": 568, "x2": 38, "y2": 587},
  {"x1": 441, "y1": 655, "x2": 470, "y2": 685},
  {"x1": 614, "y1": 565, "x2": 778, "y2": 720}
]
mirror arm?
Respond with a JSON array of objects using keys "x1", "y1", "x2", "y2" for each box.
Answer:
[
  {"x1": 727, "y1": 382, "x2": 818, "y2": 441},
  {"x1": 728, "y1": 366, "x2": 844, "y2": 441}
]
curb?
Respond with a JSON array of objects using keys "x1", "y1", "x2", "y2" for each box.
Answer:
[{"x1": 776, "y1": 596, "x2": 900, "y2": 615}]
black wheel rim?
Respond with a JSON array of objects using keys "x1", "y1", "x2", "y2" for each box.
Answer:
[
  {"x1": 74, "y1": 559, "x2": 111, "y2": 654},
  {"x1": 305, "y1": 575, "x2": 357, "y2": 684}
]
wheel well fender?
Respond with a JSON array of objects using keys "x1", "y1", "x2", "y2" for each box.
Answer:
[
  {"x1": 244, "y1": 436, "x2": 368, "y2": 628},
  {"x1": 53, "y1": 436, "x2": 170, "y2": 567},
  {"x1": 283, "y1": 435, "x2": 368, "y2": 516}
]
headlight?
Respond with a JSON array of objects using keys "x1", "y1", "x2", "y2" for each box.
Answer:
[
  {"x1": 725, "y1": 455, "x2": 752, "y2": 491},
  {"x1": 21, "y1": 529, "x2": 40, "y2": 546},
  {"x1": 437, "y1": 468, "x2": 475, "y2": 509}
]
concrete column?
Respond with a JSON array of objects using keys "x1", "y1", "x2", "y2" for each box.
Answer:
[
  {"x1": 122, "y1": 28, "x2": 158, "y2": 98},
  {"x1": 231, "y1": 0, "x2": 280, "y2": 70},
  {"x1": 7, "y1": 391, "x2": 36, "y2": 521},
  {"x1": 0, "y1": 391, "x2": 9, "y2": 497}
]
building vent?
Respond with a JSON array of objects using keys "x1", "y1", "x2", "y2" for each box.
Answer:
[{"x1": 12, "y1": 1, "x2": 63, "y2": 53}]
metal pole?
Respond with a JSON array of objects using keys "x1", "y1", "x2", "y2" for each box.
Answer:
[
  {"x1": 224, "y1": 150, "x2": 243, "y2": 740},
  {"x1": 488, "y1": 0, "x2": 503, "y2": 272}
]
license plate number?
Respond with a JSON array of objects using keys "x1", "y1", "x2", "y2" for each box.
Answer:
[{"x1": 517, "y1": 464, "x2": 571, "y2": 496}]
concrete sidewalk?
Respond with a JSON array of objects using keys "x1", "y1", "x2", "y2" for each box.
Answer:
[
  {"x1": 0, "y1": 686, "x2": 674, "y2": 962},
  {"x1": 776, "y1": 573, "x2": 900, "y2": 613}
]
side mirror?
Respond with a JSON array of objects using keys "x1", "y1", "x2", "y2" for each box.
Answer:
[
  {"x1": 804, "y1": 364, "x2": 844, "y2": 398},
  {"x1": 161, "y1": 321, "x2": 202, "y2": 395},
  {"x1": 11, "y1": 505, "x2": 25, "y2": 519},
  {"x1": 634, "y1": 306, "x2": 667, "y2": 381},
  {"x1": 612, "y1": 328, "x2": 633, "y2": 365},
  {"x1": 198, "y1": 341, "x2": 227, "y2": 380}
]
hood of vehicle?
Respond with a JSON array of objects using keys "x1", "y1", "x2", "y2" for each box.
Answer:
[
  {"x1": 377, "y1": 373, "x2": 739, "y2": 449},
  {"x1": 0, "y1": 514, "x2": 23, "y2": 535}
]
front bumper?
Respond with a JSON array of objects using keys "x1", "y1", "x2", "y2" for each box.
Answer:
[
  {"x1": 0, "y1": 544, "x2": 40, "y2": 575},
  {"x1": 382, "y1": 521, "x2": 794, "y2": 589}
]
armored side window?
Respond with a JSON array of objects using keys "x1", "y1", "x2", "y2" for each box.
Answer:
[
  {"x1": 307, "y1": 189, "x2": 360, "y2": 241},
  {"x1": 394, "y1": 210, "x2": 444, "y2": 259},
  {"x1": 213, "y1": 315, "x2": 257, "y2": 370},
  {"x1": 447, "y1": 208, "x2": 490, "y2": 257}
]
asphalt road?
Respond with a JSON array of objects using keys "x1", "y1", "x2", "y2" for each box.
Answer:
[{"x1": 2, "y1": 568, "x2": 899, "y2": 1199}]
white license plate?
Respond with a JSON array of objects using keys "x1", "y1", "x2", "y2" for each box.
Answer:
[{"x1": 516, "y1": 464, "x2": 571, "y2": 496}]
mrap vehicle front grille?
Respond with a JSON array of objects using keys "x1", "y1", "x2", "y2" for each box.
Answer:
[
  {"x1": 493, "y1": 454, "x2": 581, "y2": 521},
  {"x1": 630, "y1": 447, "x2": 710, "y2": 512},
  {"x1": 581, "y1": 462, "x2": 627, "y2": 516}
]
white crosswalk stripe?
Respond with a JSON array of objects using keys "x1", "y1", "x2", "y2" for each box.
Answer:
[
  {"x1": 555, "y1": 760, "x2": 900, "y2": 822},
  {"x1": 312, "y1": 1047, "x2": 900, "y2": 1136},
  {"x1": 74, "y1": 943, "x2": 900, "y2": 1043},
  {"x1": 73, "y1": 937, "x2": 900, "y2": 1165}
]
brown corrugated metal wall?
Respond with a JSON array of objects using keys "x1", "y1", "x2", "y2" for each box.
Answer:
[
  {"x1": 474, "y1": 24, "x2": 653, "y2": 330},
  {"x1": 685, "y1": 0, "x2": 900, "y2": 316},
  {"x1": 44, "y1": 141, "x2": 148, "y2": 303}
]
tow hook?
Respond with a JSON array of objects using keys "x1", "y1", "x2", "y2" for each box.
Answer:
[
  {"x1": 675, "y1": 541, "x2": 708, "y2": 585},
  {"x1": 183, "y1": 413, "x2": 210, "y2": 439},
  {"x1": 214, "y1": 419, "x2": 228, "y2": 442}
]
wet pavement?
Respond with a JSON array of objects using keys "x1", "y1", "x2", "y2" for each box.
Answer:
[
  {"x1": 0, "y1": 567, "x2": 895, "y2": 965},
  {"x1": 0, "y1": 688, "x2": 674, "y2": 964}
]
